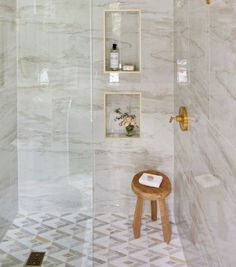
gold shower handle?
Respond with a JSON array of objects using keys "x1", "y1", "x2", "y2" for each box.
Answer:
[
  {"x1": 169, "y1": 106, "x2": 189, "y2": 131},
  {"x1": 169, "y1": 115, "x2": 183, "y2": 123}
]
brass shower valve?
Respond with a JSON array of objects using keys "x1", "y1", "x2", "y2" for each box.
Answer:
[{"x1": 169, "y1": 106, "x2": 189, "y2": 131}]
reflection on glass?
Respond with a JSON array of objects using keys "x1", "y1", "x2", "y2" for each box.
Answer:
[
  {"x1": 177, "y1": 59, "x2": 189, "y2": 84},
  {"x1": 39, "y1": 68, "x2": 49, "y2": 85}
]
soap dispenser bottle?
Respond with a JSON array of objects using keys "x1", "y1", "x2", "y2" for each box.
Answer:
[{"x1": 110, "y1": 43, "x2": 119, "y2": 71}]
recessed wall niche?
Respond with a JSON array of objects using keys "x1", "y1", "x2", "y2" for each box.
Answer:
[
  {"x1": 104, "y1": 10, "x2": 141, "y2": 73},
  {"x1": 104, "y1": 92, "x2": 141, "y2": 138}
]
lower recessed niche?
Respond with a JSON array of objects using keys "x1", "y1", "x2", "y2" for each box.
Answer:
[{"x1": 104, "y1": 92, "x2": 141, "y2": 138}]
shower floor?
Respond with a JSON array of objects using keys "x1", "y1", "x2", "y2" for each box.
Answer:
[{"x1": 0, "y1": 213, "x2": 187, "y2": 267}]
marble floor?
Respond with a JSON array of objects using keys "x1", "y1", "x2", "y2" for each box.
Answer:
[{"x1": 0, "y1": 213, "x2": 187, "y2": 267}]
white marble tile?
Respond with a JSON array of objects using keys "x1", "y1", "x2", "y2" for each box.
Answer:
[{"x1": 0, "y1": 213, "x2": 187, "y2": 267}]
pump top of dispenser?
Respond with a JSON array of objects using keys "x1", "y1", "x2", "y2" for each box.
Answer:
[{"x1": 112, "y1": 43, "x2": 117, "y2": 50}]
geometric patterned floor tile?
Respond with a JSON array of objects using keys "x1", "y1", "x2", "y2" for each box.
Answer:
[{"x1": 0, "y1": 213, "x2": 187, "y2": 267}]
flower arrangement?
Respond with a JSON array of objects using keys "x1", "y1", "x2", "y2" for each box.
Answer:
[{"x1": 114, "y1": 108, "x2": 139, "y2": 136}]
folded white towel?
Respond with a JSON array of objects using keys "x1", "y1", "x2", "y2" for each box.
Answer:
[{"x1": 139, "y1": 173, "x2": 163, "y2": 188}]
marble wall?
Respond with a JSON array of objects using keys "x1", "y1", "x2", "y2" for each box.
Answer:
[
  {"x1": 93, "y1": 0, "x2": 174, "y2": 216},
  {"x1": 0, "y1": 0, "x2": 18, "y2": 239},
  {"x1": 17, "y1": 0, "x2": 93, "y2": 213},
  {"x1": 174, "y1": 0, "x2": 236, "y2": 266}
]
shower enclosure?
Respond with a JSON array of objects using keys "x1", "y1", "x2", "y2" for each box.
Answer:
[{"x1": 1, "y1": 0, "x2": 174, "y2": 263}]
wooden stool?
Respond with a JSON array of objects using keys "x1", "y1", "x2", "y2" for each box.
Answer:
[{"x1": 131, "y1": 170, "x2": 172, "y2": 243}]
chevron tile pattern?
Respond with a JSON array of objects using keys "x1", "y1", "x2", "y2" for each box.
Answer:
[{"x1": 0, "y1": 213, "x2": 187, "y2": 267}]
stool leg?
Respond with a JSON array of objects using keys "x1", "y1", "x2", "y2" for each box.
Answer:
[
  {"x1": 133, "y1": 197, "x2": 143, "y2": 239},
  {"x1": 160, "y1": 198, "x2": 171, "y2": 244},
  {"x1": 151, "y1": 201, "x2": 157, "y2": 221}
]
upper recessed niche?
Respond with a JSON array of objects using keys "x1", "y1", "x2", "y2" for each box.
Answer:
[{"x1": 104, "y1": 10, "x2": 141, "y2": 73}]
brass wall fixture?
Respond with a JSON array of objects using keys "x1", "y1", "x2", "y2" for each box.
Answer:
[
  {"x1": 169, "y1": 106, "x2": 189, "y2": 131},
  {"x1": 206, "y1": 0, "x2": 211, "y2": 4}
]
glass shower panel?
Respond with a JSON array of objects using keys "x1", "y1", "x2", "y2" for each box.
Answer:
[
  {"x1": 0, "y1": 0, "x2": 18, "y2": 240},
  {"x1": 174, "y1": 1, "x2": 236, "y2": 266},
  {"x1": 17, "y1": 0, "x2": 93, "y2": 218}
]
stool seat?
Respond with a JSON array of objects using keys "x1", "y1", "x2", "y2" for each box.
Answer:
[
  {"x1": 131, "y1": 170, "x2": 172, "y2": 243},
  {"x1": 132, "y1": 170, "x2": 171, "y2": 200}
]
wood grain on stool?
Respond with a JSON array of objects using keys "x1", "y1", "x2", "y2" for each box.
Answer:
[
  {"x1": 133, "y1": 197, "x2": 143, "y2": 238},
  {"x1": 151, "y1": 201, "x2": 157, "y2": 221},
  {"x1": 160, "y1": 198, "x2": 171, "y2": 243},
  {"x1": 131, "y1": 170, "x2": 172, "y2": 243}
]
